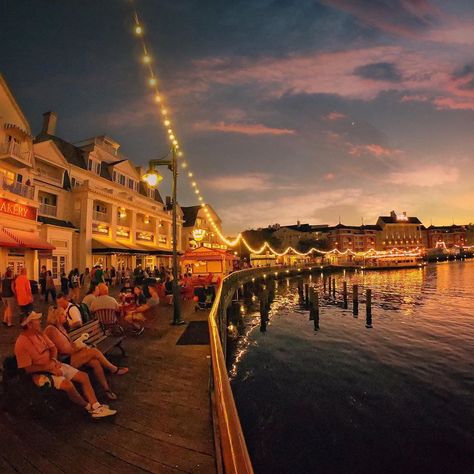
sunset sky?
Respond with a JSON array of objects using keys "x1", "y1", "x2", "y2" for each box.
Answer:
[{"x1": 1, "y1": 0, "x2": 474, "y2": 233}]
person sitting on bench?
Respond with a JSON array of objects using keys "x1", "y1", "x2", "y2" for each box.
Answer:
[
  {"x1": 44, "y1": 307, "x2": 128, "y2": 401},
  {"x1": 14, "y1": 311, "x2": 116, "y2": 419}
]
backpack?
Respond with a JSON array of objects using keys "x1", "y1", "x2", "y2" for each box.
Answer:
[{"x1": 66, "y1": 302, "x2": 91, "y2": 325}]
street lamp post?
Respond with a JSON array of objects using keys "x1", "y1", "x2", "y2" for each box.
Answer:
[{"x1": 142, "y1": 145, "x2": 184, "y2": 325}]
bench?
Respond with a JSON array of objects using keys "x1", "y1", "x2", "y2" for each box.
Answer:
[{"x1": 69, "y1": 318, "x2": 126, "y2": 357}]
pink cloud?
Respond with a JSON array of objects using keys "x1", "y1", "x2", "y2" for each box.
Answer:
[
  {"x1": 320, "y1": 0, "x2": 441, "y2": 39},
  {"x1": 432, "y1": 96, "x2": 474, "y2": 111},
  {"x1": 387, "y1": 165, "x2": 459, "y2": 186},
  {"x1": 324, "y1": 173, "x2": 336, "y2": 181},
  {"x1": 348, "y1": 143, "x2": 402, "y2": 158},
  {"x1": 325, "y1": 112, "x2": 347, "y2": 121},
  {"x1": 400, "y1": 94, "x2": 430, "y2": 103},
  {"x1": 193, "y1": 121, "x2": 295, "y2": 136}
]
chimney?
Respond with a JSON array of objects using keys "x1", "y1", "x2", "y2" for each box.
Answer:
[{"x1": 41, "y1": 111, "x2": 57, "y2": 135}]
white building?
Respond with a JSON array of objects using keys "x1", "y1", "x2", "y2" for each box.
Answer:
[{"x1": 0, "y1": 74, "x2": 182, "y2": 281}]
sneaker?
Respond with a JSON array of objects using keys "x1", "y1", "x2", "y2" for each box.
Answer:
[{"x1": 89, "y1": 404, "x2": 117, "y2": 419}]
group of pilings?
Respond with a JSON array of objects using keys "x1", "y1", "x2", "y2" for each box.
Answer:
[
  {"x1": 298, "y1": 278, "x2": 373, "y2": 329},
  {"x1": 226, "y1": 268, "x2": 375, "y2": 340}
]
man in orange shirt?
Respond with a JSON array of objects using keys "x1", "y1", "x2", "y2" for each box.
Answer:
[{"x1": 14, "y1": 268, "x2": 33, "y2": 314}]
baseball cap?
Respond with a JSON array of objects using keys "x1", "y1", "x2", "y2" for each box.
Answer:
[{"x1": 20, "y1": 311, "x2": 42, "y2": 327}]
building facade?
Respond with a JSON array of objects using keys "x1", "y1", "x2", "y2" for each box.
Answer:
[
  {"x1": 426, "y1": 225, "x2": 466, "y2": 249},
  {"x1": 324, "y1": 224, "x2": 379, "y2": 253},
  {"x1": 376, "y1": 211, "x2": 427, "y2": 250},
  {"x1": 0, "y1": 74, "x2": 182, "y2": 281},
  {"x1": 181, "y1": 205, "x2": 225, "y2": 251}
]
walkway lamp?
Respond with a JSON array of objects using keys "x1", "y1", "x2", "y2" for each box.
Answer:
[{"x1": 142, "y1": 145, "x2": 184, "y2": 325}]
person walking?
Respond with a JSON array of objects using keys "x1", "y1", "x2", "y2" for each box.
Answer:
[
  {"x1": 39, "y1": 265, "x2": 47, "y2": 301},
  {"x1": 60, "y1": 272, "x2": 69, "y2": 294},
  {"x1": 44, "y1": 270, "x2": 57, "y2": 304},
  {"x1": 13, "y1": 268, "x2": 33, "y2": 315},
  {"x1": 69, "y1": 268, "x2": 80, "y2": 303},
  {"x1": 1, "y1": 268, "x2": 16, "y2": 327},
  {"x1": 81, "y1": 267, "x2": 91, "y2": 292}
]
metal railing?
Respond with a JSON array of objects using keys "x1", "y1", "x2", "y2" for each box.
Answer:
[
  {"x1": 93, "y1": 210, "x2": 109, "y2": 222},
  {"x1": 0, "y1": 141, "x2": 32, "y2": 164},
  {"x1": 0, "y1": 174, "x2": 35, "y2": 199},
  {"x1": 209, "y1": 265, "x2": 310, "y2": 473},
  {"x1": 38, "y1": 202, "x2": 57, "y2": 217}
]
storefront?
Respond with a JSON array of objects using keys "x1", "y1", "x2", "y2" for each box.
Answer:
[
  {"x1": 181, "y1": 247, "x2": 238, "y2": 276},
  {"x1": 0, "y1": 197, "x2": 55, "y2": 279},
  {"x1": 91, "y1": 237, "x2": 174, "y2": 271}
]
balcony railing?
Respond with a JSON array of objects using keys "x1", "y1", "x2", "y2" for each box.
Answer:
[
  {"x1": 0, "y1": 175, "x2": 35, "y2": 199},
  {"x1": 0, "y1": 141, "x2": 32, "y2": 164},
  {"x1": 38, "y1": 202, "x2": 57, "y2": 217},
  {"x1": 93, "y1": 210, "x2": 109, "y2": 222}
]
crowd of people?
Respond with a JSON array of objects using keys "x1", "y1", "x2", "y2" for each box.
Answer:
[{"x1": 0, "y1": 263, "x2": 180, "y2": 420}]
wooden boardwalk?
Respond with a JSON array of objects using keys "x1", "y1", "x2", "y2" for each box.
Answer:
[{"x1": 0, "y1": 297, "x2": 216, "y2": 473}]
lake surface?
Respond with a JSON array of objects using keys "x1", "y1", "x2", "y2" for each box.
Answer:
[{"x1": 230, "y1": 261, "x2": 474, "y2": 474}]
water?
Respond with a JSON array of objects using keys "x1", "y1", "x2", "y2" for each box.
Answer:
[{"x1": 230, "y1": 261, "x2": 474, "y2": 474}]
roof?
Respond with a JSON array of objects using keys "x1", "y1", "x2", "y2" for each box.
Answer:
[
  {"x1": 38, "y1": 216, "x2": 77, "y2": 229},
  {"x1": 427, "y1": 225, "x2": 466, "y2": 231},
  {"x1": 378, "y1": 215, "x2": 422, "y2": 224},
  {"x1": 35, "y1": 133, "x2": 86, "y2": 169},
  {"x1": 138, "y1": 181, "x2": 164, "y2": 204}
]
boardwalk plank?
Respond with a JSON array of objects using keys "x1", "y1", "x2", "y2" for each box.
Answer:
[{"x1": 0, "y1": 296, "x2": 216, "y2": 473}]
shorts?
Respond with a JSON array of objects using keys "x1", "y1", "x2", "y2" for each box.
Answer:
[{"x1": 32, "y1": 363, "x2": 79, "y2": 390}]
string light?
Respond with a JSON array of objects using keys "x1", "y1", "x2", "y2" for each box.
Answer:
[{"x1": 128, "y1": 4, "x2": 432, "y2": 261}]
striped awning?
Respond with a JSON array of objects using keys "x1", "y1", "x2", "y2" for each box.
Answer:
[{"x1": 2, "y1": 228, "x2": 55, "y2": 250}]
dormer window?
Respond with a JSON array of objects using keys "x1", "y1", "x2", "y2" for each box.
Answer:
[{"x1": 88, "y1": 158, "x2": 101, "y2": 175}]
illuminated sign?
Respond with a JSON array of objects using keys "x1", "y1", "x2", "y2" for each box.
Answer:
[
  {"x1": 116, "y1": 228, "x2": 130, "y2": 238},
  {"x1": 0, "y1": 197, "x2": 37, "y2": 220},
  {"x1": 92, "y1": 223, "x2": 109, "y2": 235},
  {"x1": 192, "y1": 228, "x2": 206, "y2": 242},
  {"x1": 395, "y1": 212, "x2": 409, "y2": 222},
  {"x1": 137, "y1": 232, "x2": 154, "y2": 242}
]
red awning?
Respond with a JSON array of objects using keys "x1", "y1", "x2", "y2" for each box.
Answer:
[
  {"x1": 0, "y1": 229, "x2": 19, "y2": 247},
  {"x1": 3, "y1": 228, "x2": 55, "y2": 250}
]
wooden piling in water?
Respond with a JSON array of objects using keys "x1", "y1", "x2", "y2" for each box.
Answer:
[
  {"x1": 366, "y1": 288, "x2": 372, "y2": 328},
  {"x1": 343, "y1": 281, "x2": 348, "y2": 308},
  {"x1": 298, "y1": 280, "x2": 304, "y2": 303},
  {"x1": 304, "y1": 283, "x2": 309, "y2": 305},
  {"x1": 353, "y1": 284, "x2": 359, "y2": 316},
  {"x1": 332, "y1": 278, "x2": 336, "y2": 298},
  {"x1": 311, "y1": 288, "x2": 320, "y2": 330},
  {"x1": 323, "y1": 277, "x2": 327, "y2": 293}
]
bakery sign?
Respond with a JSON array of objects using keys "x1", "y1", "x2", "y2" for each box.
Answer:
[{"x1": 0, "y1": 197, "x2": 37, "y2": 220}]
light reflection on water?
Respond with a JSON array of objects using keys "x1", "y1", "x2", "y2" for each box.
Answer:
[{"x1": 230, "y1": 261, "x2": 474, "y2": 474}]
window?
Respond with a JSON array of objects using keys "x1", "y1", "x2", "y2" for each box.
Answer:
[
  {"x1": 128, "y1": 178, "x2": 134, "y2": 189},
  {"x1": 52, "y1": 255, "x2": 66, "y2": 279},
  {"x1": 113, "y1": 171, "x2": 117, "y2": 182},
  {"x1": 88, "y1": 158, "x2": 93, "y2": 171},
  {"x1": 119, "y1": 174, "x2": 125, "y2": 186}
]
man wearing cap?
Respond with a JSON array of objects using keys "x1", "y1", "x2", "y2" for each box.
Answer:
[{"x1": 14, "y1": 312, "x2": 116, "y2": 419}]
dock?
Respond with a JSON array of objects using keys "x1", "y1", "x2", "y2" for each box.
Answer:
[{"x1": 0, "y1": 298, "x2": 216, "y2": 473}]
